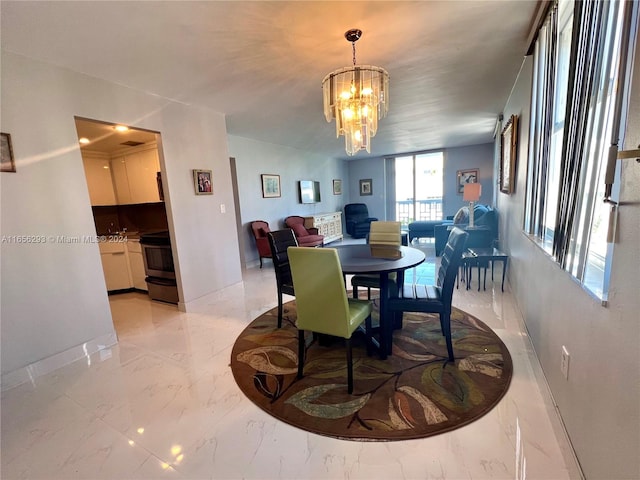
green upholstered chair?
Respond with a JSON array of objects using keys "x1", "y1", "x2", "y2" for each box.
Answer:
[
  {"x1": 388, "y1": 227, "x2": 468, "y2": 362},
  {"x1": 288, "y1": 247, "x2": 373, "y2": 394},
  {"x1": 267, "y1": 229, "x2": 298, "y2": 328},
  {"x1": 351, "y1": 221, "x2": 402, "y2": 299}
]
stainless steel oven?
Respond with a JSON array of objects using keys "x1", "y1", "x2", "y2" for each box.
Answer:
[{"x1": 140, "y1": 231, "x2": 178, "y2": 304}]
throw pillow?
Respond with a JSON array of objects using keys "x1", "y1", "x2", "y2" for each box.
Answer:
[
  {"x1": 291, "y1": 223, "x2": 308, "y2": 237},
  {"x1": 453, "y1": 206, "x2": 469, "y2": 224}
]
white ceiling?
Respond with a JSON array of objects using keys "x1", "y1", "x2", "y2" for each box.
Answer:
[{"x1": 1, "y1": 1, "x2": 539, "y2": 160}]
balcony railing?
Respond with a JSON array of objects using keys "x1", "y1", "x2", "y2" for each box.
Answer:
[{"x1": 396, "y1": 198, "x2": 443, "y2": 226}]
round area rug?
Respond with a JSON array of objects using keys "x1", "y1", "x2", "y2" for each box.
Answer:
[{"x1": 231, "y1": 299, "x2": 512, "y2": 441}]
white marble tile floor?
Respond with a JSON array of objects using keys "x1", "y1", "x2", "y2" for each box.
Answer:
[{"x1": 1, "y1": 242, "x2": 583, "y2": 479}]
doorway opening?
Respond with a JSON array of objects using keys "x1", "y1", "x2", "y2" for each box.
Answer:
[{"x1": 75, "y1": 117, "x2": 177, "y2": 309}]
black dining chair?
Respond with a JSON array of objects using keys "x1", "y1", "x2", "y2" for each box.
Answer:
[
  {"x1": 267, "y1": 229, "x2": 298, "y2": 328},
  {"x1": 387, "y1": 227, "x2": 468, "y2": 361}
]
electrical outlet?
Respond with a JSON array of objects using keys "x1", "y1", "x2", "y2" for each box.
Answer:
[{"x1": 560, "y1": 345, "x2": 570, "y2": 379}]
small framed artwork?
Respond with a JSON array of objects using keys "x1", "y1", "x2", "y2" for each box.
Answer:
[
  {"x1": 359, "y1": 178, "x2": 372, "y2": 196},
  {"x1": 456, "y1": 169, "x2": 479, "y2": 194},
  {"x1": 193, "y1": 169, "x2": 213, "y2": 195},
  {"x1": 332, "y1": 179, "x2": 342, "y2": 195},
  {"x1": 261, "y1": 174, "x2": 281, "y2": 198},
  {"x1": 500, "y1": 114, "x2": 518, "y2": 194},
  {"x1": 1, "y1": 132, "x2": 16, "y2": 173}
]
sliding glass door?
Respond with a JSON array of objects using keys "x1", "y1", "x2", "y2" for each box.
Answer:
[{"x1": 394, "y1": 152, "x2": 444, "y2": 228}]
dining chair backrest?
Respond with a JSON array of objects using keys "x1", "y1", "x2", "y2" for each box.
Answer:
[
  {"x1": 288, "y1": 247, "x2": 351, "y2": 339},
  {"x1": 368, "y1": 221, "x2": 401, "y2": 246},
  {"x1": 268, "y1": 229, "x2": 298, "y2": 287},
  {"x1": 436, "y1": 227, "x2": 469, "y2": 306}
]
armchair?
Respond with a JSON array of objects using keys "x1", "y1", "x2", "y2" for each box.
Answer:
[
  {"x1": 434, "y1": 205, "x2": 498, "y2": 256},
  {"x1": 284, "y1": 216, "x2": 324, "y2": 247},
  {"x1": 250, "y1": 220, "x2": 272, "y2": 268},
  {"x1": 344, "y1": 203, "x2": 378, "y2": 239}
]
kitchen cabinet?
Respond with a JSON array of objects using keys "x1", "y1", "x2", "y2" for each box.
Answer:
[
  {"x1": 127, "y1": 239, "x2": 147, "y2": 291},
  {"x1": 82, "y1": 152, "x2": 117, "y2": 206},
  {"x1": 98, "y1": 237, "x2": 148, "y2": 292},
  {"x1": 110, "y1": 155, "x2": 132, "y2": 205},
  {"x1": 111, "y1": 144, "x2": 161, "y2": 205},
  {"x1": 304, "y1": 212, "x2": 343, "y2": 244},
  {"x1": 99, "y1": 241, "x2": 131, "y2": 291}
]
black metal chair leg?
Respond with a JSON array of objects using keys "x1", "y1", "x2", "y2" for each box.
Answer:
[
  {"x1": 277, "y1": 292, "x2": 283, "y2": 328},
  {"x1": 346, "y1": 338, "x2": 353, "y2": 394},
  {"x1": 297, "y1": 329, "x2": 305, "y2": 379}
]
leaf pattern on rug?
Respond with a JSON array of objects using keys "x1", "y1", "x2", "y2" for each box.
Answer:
[
  {"x1": 285, "y1": 384, "x2": 371, "y2": 419},
  {"x1": 253, "y1": 372, "x2": 284, "y2": 399},
  {"x1": 458, "y1": 354, "x2": 504, "y2": 378},
  {"x1": 230, "y1": 301, "x2": 513, "y2": 440},
  {"x1": 397, "y1": 386, "x2": 448, "y2": 425},
  {"x1": 387, "y1": 396, "x2": 413, "y2": 430},
  {"x1": 243, "y1": 329, "x2": 296, "y2": 347},
  {"x1": 453, "y1": 331, "x2": 503, "y2": 354},
  {"x1": 236, "y1": 346, "x2": 298, "y2": 375},
  {"x1": 421, "y1": 363, "x2": 485, "y2": 412},
  {"x1": 393, "y1": 334, "x2": 440, "y2": 361}
]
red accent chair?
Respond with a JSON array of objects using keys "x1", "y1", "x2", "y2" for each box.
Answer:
[
  {"x1": 284, "y1": 216, "x2": 324, "y2": 247},
  {"x1": 250, "y1": 220, "x2": 272, "y2": 268}
]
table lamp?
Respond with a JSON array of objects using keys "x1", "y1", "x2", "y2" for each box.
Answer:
[{"x1": 463, "y1": 183, "x2": 482, "y2": 227}]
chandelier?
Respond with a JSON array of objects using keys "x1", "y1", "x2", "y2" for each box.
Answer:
[{"x1": 322, "y1": 29, "x2": 389, "y2": 156}]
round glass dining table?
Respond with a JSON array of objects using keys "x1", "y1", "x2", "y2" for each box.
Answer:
[{"x1": 333, "y1": 244, "x2": 425, "y2": 358}]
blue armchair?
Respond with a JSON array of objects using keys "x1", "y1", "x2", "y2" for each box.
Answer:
[
  {"x1": 434, "y1": 205, "x2": 498, "y2": 256},
  {"x1": 344, "y1": 203, "x2": 378, "y2": 239}
]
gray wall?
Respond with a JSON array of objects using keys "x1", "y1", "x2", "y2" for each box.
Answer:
[
  {"x1": 228, "y1": 135, "x2": 348, "y2": 267},
  {"x1": 499, "y1": 56, "x2": 640, "y2": 479},
  {"x1": 1, "y1": 52, "x2": 242, "y2": 382},
  {"x1": 443, "y1": 143, "x2": 495, "y2": 217}
]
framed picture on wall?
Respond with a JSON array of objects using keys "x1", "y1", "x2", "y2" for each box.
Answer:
[
  {"x1": 1, "y1": 132, "x2": 16, "y2": 173},
  {"x1": 500, "y1": 114, "x2": 518, "y2": 194},
  {"x1": 359, "y1": 178, "x2": 372, "y2": 196},
  {"x1": 193, "y1": 169, "x2": 213, "y2": 195},
  {"x1": 456, "y1": 168, "x2": 478, "y2": 194},
  {"x1": 261, "y1": 174, "x2": 281, "y2": 198},
  {"x1": 333, "y1": 179, "x2": 342, "y2": 195}
]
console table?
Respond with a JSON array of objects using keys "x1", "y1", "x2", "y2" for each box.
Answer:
[{"x1": 304, "y1": 212, "x2": 343, "y2": 244}]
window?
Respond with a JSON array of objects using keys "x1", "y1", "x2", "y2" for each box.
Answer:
[
  {"x1": 524, "y1": 0, "x2": 637, "y2": 301},
  {"x1": 394, "y1": 152, "x2": 444, "y2": 227}
]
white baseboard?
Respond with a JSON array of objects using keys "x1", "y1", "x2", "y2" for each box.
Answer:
[{"x1": 1, "y1": 332, "x2": 118, "y2": 391}]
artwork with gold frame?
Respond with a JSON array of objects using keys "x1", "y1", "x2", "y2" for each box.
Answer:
[
  {"x1": 193, "y1": 169, "x2": 213, "y2": 195},
  {"x1": 500, "y1": 115, "x2": 518, "y2": 194}
]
